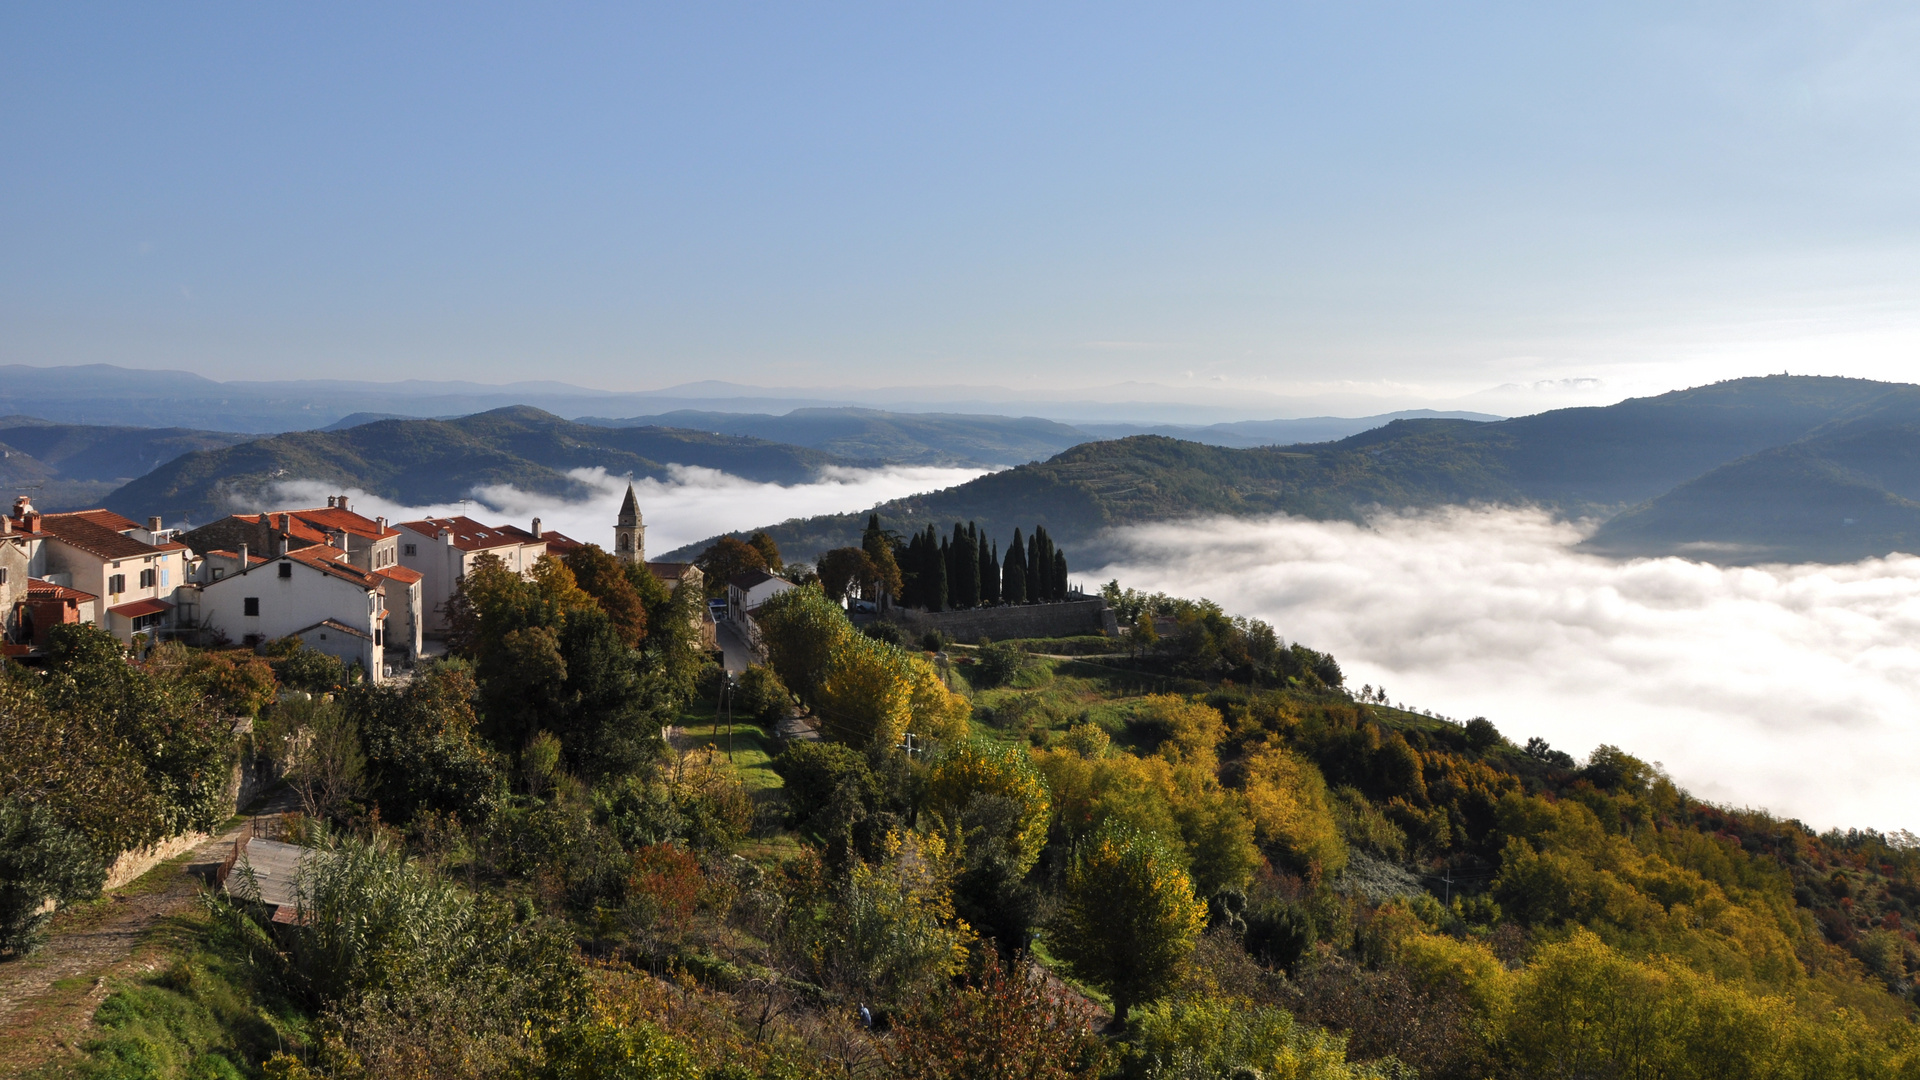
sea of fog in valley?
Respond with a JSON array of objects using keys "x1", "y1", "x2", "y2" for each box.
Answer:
[
  {"x1": 274, "y1": 466, "x2": 1920, "y2": 834},
  {"x1": 1090, "y1": 507, "x2": 1920, "y2": 836},
  {"x1": 269, "y1": 465, "x2": 990, "y2": 566}
]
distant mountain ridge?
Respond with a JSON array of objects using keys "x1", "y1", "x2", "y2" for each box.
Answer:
[
  {"x1": 668, "y1": 376, "x2": 1920, "y2": 567},
  {"x1": 0, "y1": 420, "x2": 254, "y2": 512},
  {"x1": 103, "y1": 407, "x2": 856, "y2": 526}
]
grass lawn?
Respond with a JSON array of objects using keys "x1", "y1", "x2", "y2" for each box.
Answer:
[{"x1": 675, "y1": 712, "x2": 783, "y2": 792}]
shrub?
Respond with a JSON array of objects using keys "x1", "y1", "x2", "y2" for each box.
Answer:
[{"x1": 0, "y1": 798, "x2": 105, "y2": 956}]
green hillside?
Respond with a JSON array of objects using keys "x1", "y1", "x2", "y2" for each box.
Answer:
[
  {"x1": 671, "y1": 375, "x2": 1920, "y2": 565},
  {"x1": 106, "y1": 406, "x2": 854, "y2": 525},
  {"x1": 0, "y1": 419, "x2": 256, "y2": 511},
  {"x1": 580, "y1": 406, "x2": 1095, "y2": 466}
]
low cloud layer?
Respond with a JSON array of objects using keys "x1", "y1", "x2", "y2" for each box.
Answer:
[
  {"x1": 272, "y1": 463, "x2": 987, "y2": 560},
  {"x1": 1089, "y1": 507, "x2": 1920, "y2": 833}
]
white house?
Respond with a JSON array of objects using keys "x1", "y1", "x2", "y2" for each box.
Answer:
[
  {"x1": 26, "y1": 504, "x2": 192, "y2": 644},
  {"x1": 195, "y1": 542, "x2": 416, "y2": 681},
  {"x1": 394, "y1": 516, "x2": 547, "y2": 636},
  {"x1": 727, "y1": 568, "x2": 795, "y2": 624}
]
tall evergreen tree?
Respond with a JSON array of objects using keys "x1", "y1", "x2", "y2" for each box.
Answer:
[
  {"x1": 952, "y1": 523, "x2": 979, "y2": 609},
  {"x1": 1028, "y1": 531, "x2": 1042, "y2": 601},
  {"x1": 933, "y1": 534, "x2": 950, "y2": 612},
  {"x1": 1004, "y1": 528, "x2": 1027, "y2": 605},
  {"x1": 902, "y1": 532, "x2": 925, "y2": 608},
  {"x1": 981, "y1": 538, "x2": 999, "y2": 605},
  {"x1": 1054, "y1": 549, "x2": 1070, "y2": 599}
]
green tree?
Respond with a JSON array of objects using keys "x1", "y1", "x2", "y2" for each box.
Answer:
[
  {"x1": 0, "y1": 799, "x2": 105, "y2": 956},
  {"x1": 1050, "y1": 821, "x2": 1207, "y2": 1021},
  {"x1": 861, "y1": 514, "x2": 904, "y2": 600},
  {"x1": 816, "y1": 546, "x2": 876, "y2": 605},
  {"x1": 564, "y1": 544, "x2": 649, "y2": 647},
  {"x1": 349, "y1": 665, "x2": 505, "y2": 827},
  {"x1": 1003, "y1": 528, "x2": 1027, "y2": 604},
  {"x1": 747, "y1": 530, "x2": 784, "y2": 572},
  {"x1": 694, "y1": 536, "x2": 767, "y2": 599}
]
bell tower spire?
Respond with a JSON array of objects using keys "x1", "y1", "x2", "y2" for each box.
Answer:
[{"x1": 614, "y1": 482, "x2": 645, "y2": 565}]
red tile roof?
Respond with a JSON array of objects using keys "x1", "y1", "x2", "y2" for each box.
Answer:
[
  {"x1": 397, "y1": 516, "x2": 542, "y2": 552},
  {"x1": 26, "y1": 578, "x2": 97, "y2": 602},
  {"x1": 38, "y1": 513, "x2": 161, "y2": 560},
  {"x1": 70, "y1": 509, "x2": 143, "y2": 532},
  {"x1": 372, "y1": 565, "x2": 423, "y2": 585},
  {"x1": 109, "y1": 597, "x2": 173, "y2": 618},
  {"x1": 206, "y1": 549, "x2": 269, "y2": 566},
  {"x1": 282, "y1": 545, "x2": 382, "y2": 588},
  {"x1": 540, "y1": 530, "x2": 584, "y2": 555},
  {"x1": 286, "y1": 507, "x2": 398, "y2": 540}
]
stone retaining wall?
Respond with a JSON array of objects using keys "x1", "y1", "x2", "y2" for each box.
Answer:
[{"x1": 881, "y1": 598, "x2": 1119, "y2": 642}]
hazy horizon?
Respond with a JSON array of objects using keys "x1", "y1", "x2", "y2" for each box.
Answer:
[{"x1": 11, "y1": 6, "x2": 1920, "y2": 409}]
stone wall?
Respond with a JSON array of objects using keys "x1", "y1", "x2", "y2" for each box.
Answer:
[
  {"x1": 881, "y1": 598, "x2": 1119, "y2": 642},
  {"x1": 99, "y1": 734, "x2": 288, "y2": 892}
]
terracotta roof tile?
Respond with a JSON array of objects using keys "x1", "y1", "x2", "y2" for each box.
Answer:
[
  {"x1": 397, "y1": 516, "x2": 543, "y2": 552},
  {"x1": 38, "y1": 513, "x2": 161, "y2": 560},
  {"x1": 288, "y1": 507, "x2": 399, "y2": 540},
  {"x1": 26, "y1": 577, "x2": 97, "y2": 602},
  {"x1": 372, "y1": 565, "x2": 423, "y2": 584},
  {"x1": 282, "y1": 545, "x2": 381, "y2": 588}
]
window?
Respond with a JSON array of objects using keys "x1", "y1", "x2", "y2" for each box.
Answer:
[
  {"x1": 374, "y1": 628, "x2": 384, "y2": 646},
  {"x1": 212, "y1": 568, "x2": 225, "y2": 580},
  {"x1": 108, "y1": 573, "x2": 126, "y2": 594},
  {"x1": 131, "y1": 612, "x2": 164, "y2": 633},
  {"x1": 160, "y1": 568, "x2": 170, "y2": 588},
  {"x1": 243, "y1": 597, "x2": 260, "y2": 617},
  {"x1": 139, "y1": 568, "x2": 156, "y2": 588},
  {"x1": 0, "y1": 568, "x2": 7, "y2": 585},
  {"x1": 279, "y1": 563, "x2": 293, "y2": 579},
  {"x1": 404, "y1": 543, "x2": 416, "y2": 556}
]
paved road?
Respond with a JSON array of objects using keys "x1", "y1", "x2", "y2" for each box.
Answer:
[{"x1": 717, "y1": 619, "x2": 753, "y2": 674}]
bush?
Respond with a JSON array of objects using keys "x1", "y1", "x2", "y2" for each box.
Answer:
[
  {"x1": 972, "y1": 639, "x2": 1027, "y2": 688},
  {"x1": 731, "y1": 665, "x2": 792, "y2": 726},
  {"x1": 264, "y1": 639, "x2": 347, "y2": 694},
  {"x1": 1463, "y1": 716, "x2": 1501, "y2": 751},
  {"x1": 0, "y1": 798, "x2": 105, "y2": 956}
]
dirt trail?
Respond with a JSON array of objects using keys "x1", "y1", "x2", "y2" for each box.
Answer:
[{"x1": 0, "y1": 789, "x2": 299, "y2": 1075}]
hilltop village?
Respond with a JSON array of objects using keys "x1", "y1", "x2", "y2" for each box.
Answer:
[{"x1": 0, "y1": 486, "x2": 714, "y2": 677}]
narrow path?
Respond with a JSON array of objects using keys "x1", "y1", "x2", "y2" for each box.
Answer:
[{"x1": 0, "y1": 788, "x2": 299, "y2": 1076}]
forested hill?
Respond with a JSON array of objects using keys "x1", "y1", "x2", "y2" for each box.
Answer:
[
  {"x1": 671, "y1": 375, "x2": 1920, "y2": 565},
  {"x1": 0, "y1": 418, "x2": 254, "y2": 512},
  {"x1": 106, "y1": 406, "x2": 855, "y2": 526}
]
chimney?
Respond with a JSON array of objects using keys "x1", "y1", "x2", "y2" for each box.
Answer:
[
  {"x1": 439, "y1": 527, "x2": 453, "y2": 547},
  {"x1": 327, "y1": 496, "x2": 337, "y2": 508},
  {"x1": 238, "y1": 543, "x2": 249, "y2": 572},
  {"x1": 147, "y1": 516, "x2": 162, "y2": 533},
  {"x1": 1, "y1": 517, "x2": 11, "y2": 536},
  {"x1": 337, "y1": 495, "x2": 350, "y2": 513},
  {"x1": 532, "y1": 517, "x2": 542, "y2": 537},
  {"x1": 376, "y1": 516, "x2": 387, "y2": 532}
]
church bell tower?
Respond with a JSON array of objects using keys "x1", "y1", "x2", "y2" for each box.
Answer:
[{"x1": 614, "y1": 482, "x2": 645, "y2": 565}]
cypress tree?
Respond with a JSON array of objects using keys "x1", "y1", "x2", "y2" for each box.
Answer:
[
  {"x1": 1054, "y1": 549, "x2": 1069, "y2": 599},
  {"x1": 1028, "y1": 530, "x2": 1042, "y2": 601},
  {"x1": 952, "y1": 523, "x2": 979, "y2": 609},
  {"x1": 902, "y1": 532, "x2": 920, "y2": 608},
  {"x1": 1004, "y1": 528, "x2": 1027, "y2": 604},
  {"x1": 981, "y1": 538, "x2": 999, "y2": 605},
  {"x1": 933, "y1": 535, "x2": 949, "y2": 612}
]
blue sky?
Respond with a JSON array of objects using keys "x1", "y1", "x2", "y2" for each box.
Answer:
[{"x1": 7, "y1": 3, "x2": 1920, "y2": 412}]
